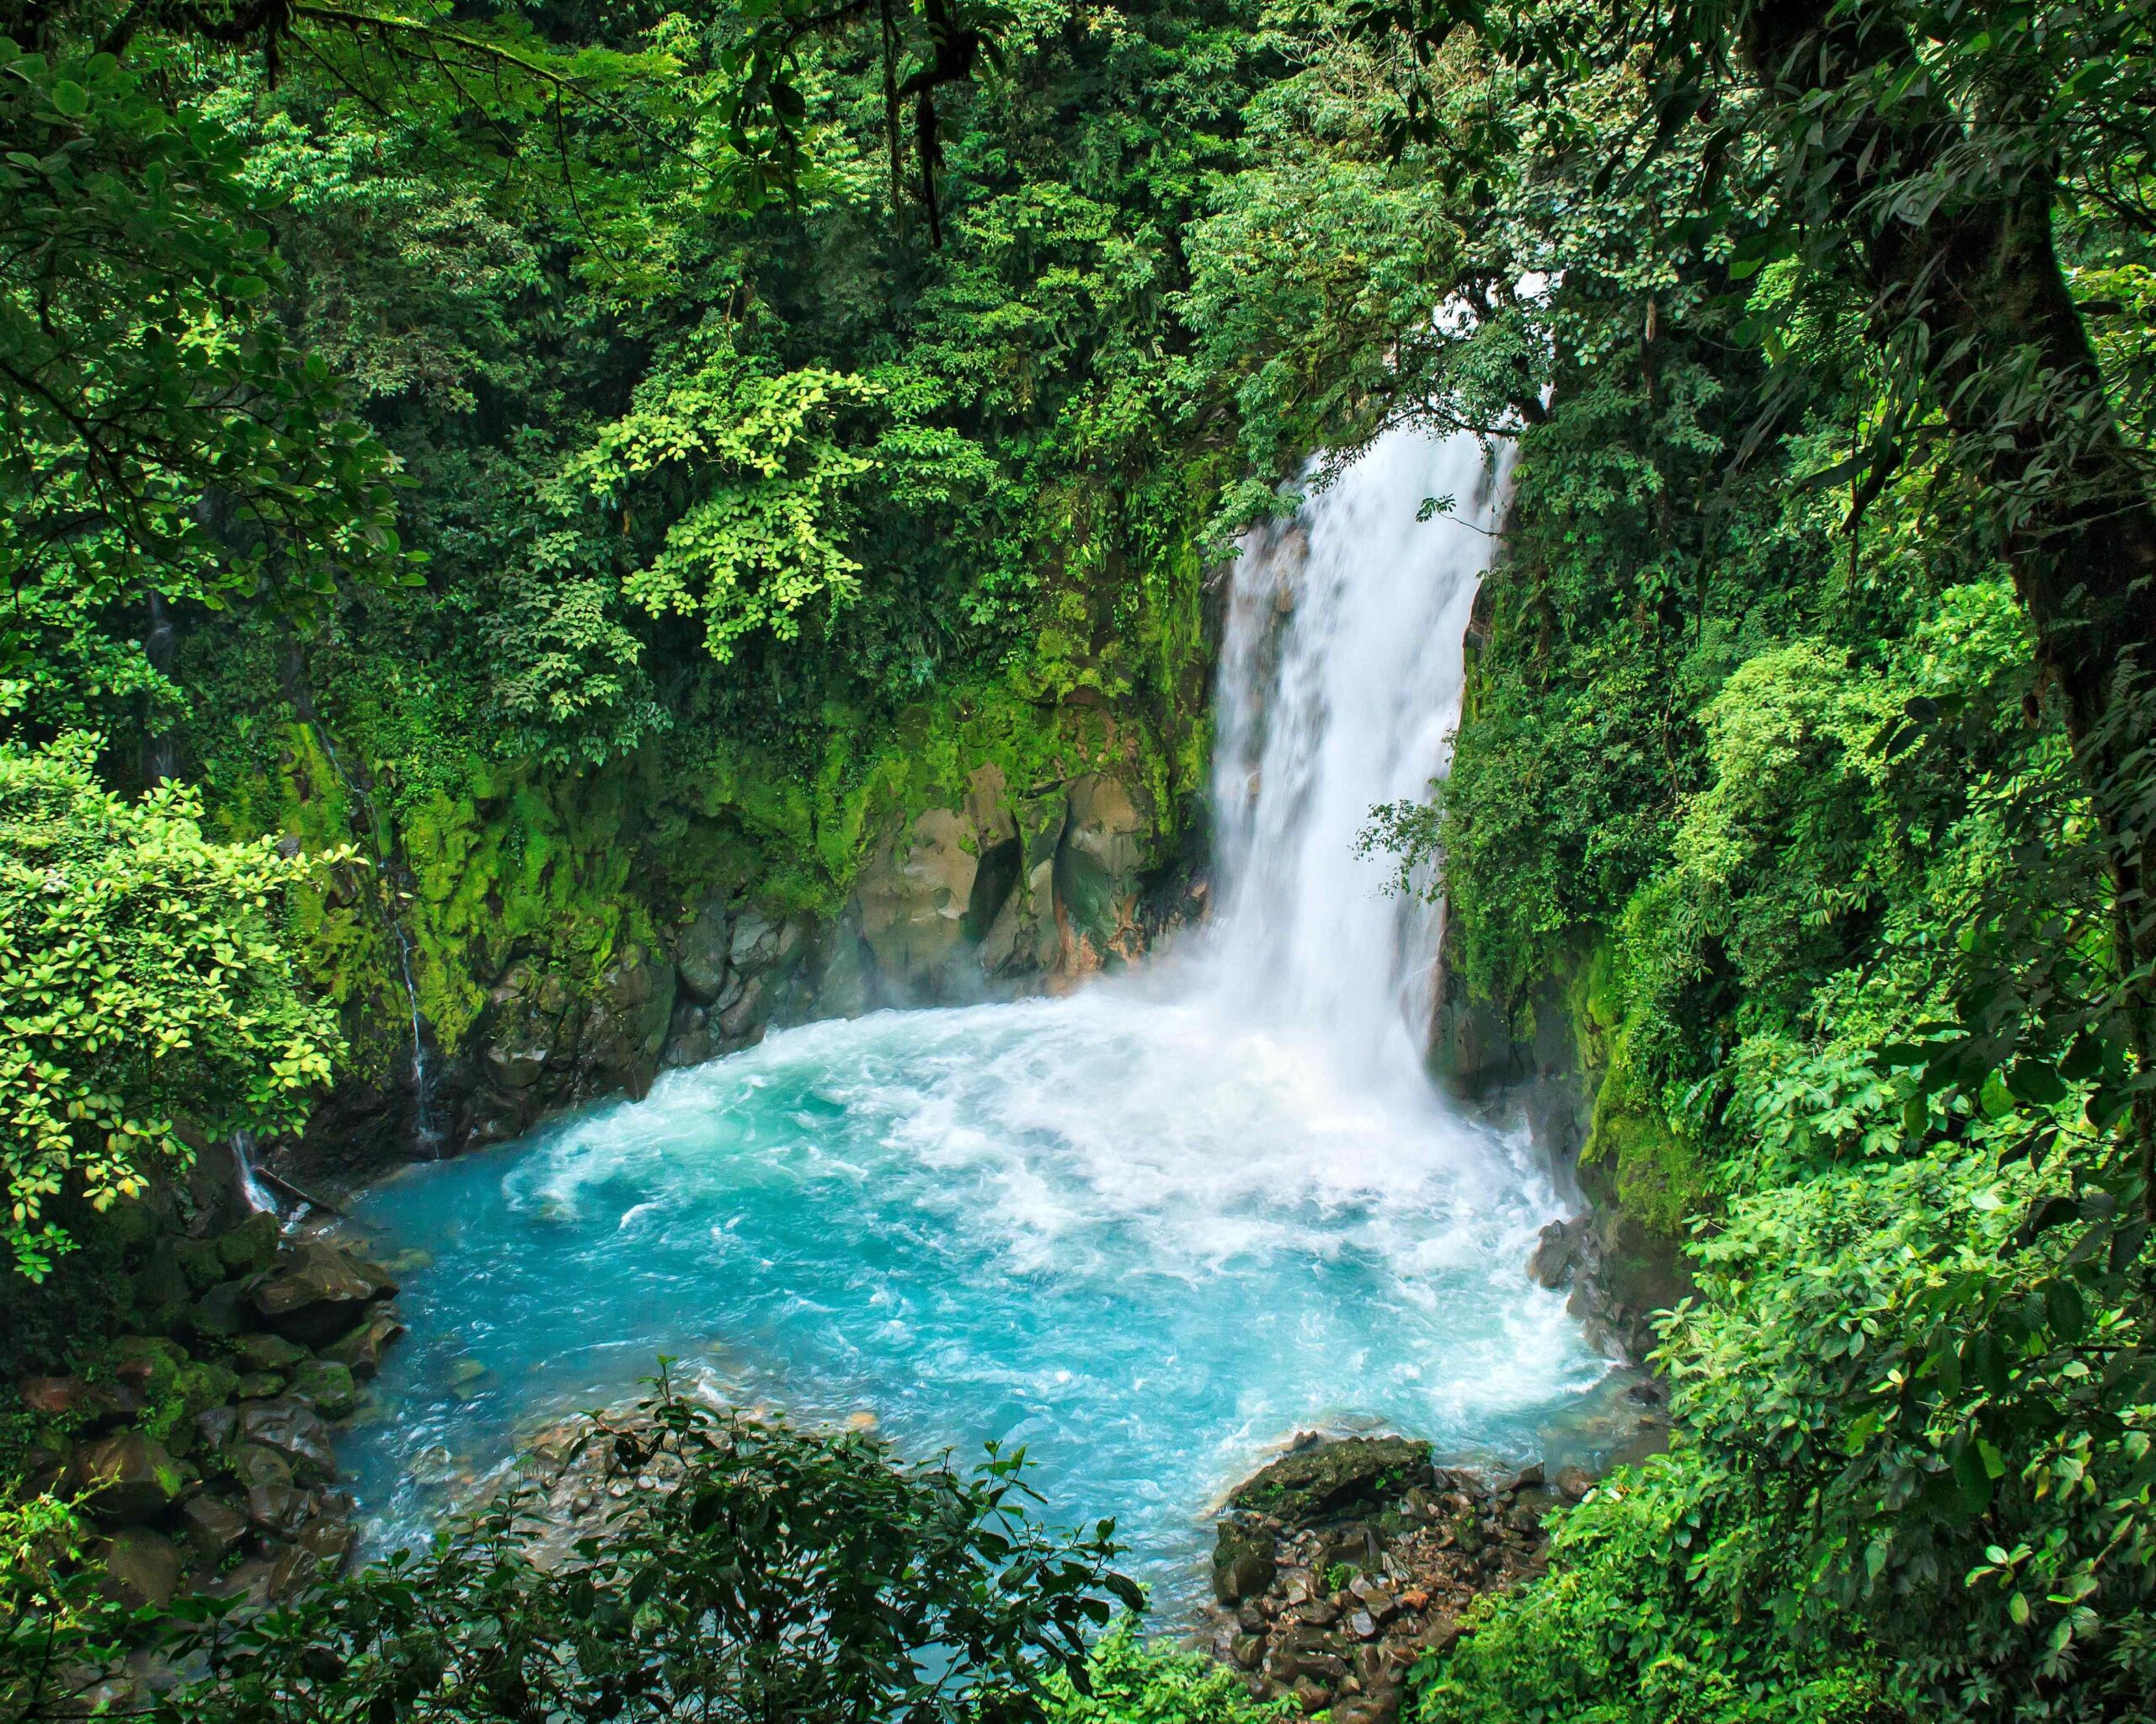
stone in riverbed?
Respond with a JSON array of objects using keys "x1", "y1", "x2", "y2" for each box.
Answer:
[
  {"x1": 99, "y1": 1528, "x2": 184, "y2": 1609},
  {"x1": 251, "y1": 1241, "x2": 398, "y2": 1348},
  {"x1": 321, "y1": 1306, "x2": 406, "y2": 1380},
  {"x1": 233, "y1": 1445, "x2": 309, "y2": 1538},
  {"x1": 289, "y1": 1358, "x2": 357, "y2": 1419},
  {"x1": 1214, "y1": 1520, "x2": 1278, "y2": 1604},
  {"x1": 180, "y1": 1493, "x2": 251, "y2": 1563},
  {"x1": 269, "y1": 1517, "x2": 355, "y2": 1596},
  {"x1": 231, "y1": 1442, "x2": 292, "y2": 1490},
  {"x1": 189, "y1": 1281, "x2": 256, "y2": 1340},
  {"x1": 1230, "y1": 1436, "x2": 1433, "y2": 1524},
  {"x1": 195, "y1": 1405, "x2": 237, "y2": 1454},
  {"x1": 1525, "y1": 1216, "x2": 1588, "y2": 1290},
  {"x1": 229, "y1": 1332, "x2": 308, "y2": 1373},
  {"x1": 238, "y1": 1397, "x2": 338, "y2": 1481},
  {"x1": 247, "y1": 1480, "x2": 312, "y2": 1540},
  {"x1": 218, "y1": 1213, "x2": 283, "y2": 1278},
  {"x1": 17, "y1": 1374, "x2": 143, "y2": 1428}
]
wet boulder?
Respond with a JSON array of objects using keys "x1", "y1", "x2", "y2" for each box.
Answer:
[
  {"x1": 1214, "y1": 1520, "x2": 1279, "y2": 1604},
  {"x1": 189, "y1": 1281, "x2": 255, "y2": 1340},
  {"x1": 1526, "y1": 1216, "x2": 1588, "y2": 1289},
  {"x1": 66, "y1": 1431, "x2": 186, "y2": 1524},
  {"x1": 194, "y1": 1406, "x2": 238, "y2": 1454},
  {"x1": 217, "y1": 1213, "x2": 283, "y2": 1278},
  {"x1": 582, "y1": 947, "x2": 675, "y2": 1102},
  {"x1": 230, "y1": 1332, "x2": 308, "y2": 1374},
  {"x1": 322, "y1": 1306, "x2": 407, "y2": 1380},
  {"x1": 1230, "y1": 1436, "x2": 1434, "y2": 1523},
  {"x1": 18, "y1": 1374, "x2": 142, "y2": 1428},
  {"x1": 232, "y1": 1443, "x2": 310, "y2": 1537},
  {"x1": 105, "y1": 1334, "x2": 189, "y2": 1400},
  {"x1": 674, "y1": 900, "x2": 734, "y2": 1005},
  {"x1": 179, "y1": 1493, "x2": 251, "y2": 1565},
  {"x1": 99, "y1": 1528, "x2": 184, "y2": 1609},
  {"x1": 251, "y1": 1241, "x2": 398, "y2": 1348},
  {"x1": 660, "y1": 999, "x2": 713, "y2": 1070},
  {"x1": 289, "y1": 1358, "x2": 357, "y2": 1420},
  {"x1": 237, "y1": 1397, "x2": 339, "y2": 1482}
]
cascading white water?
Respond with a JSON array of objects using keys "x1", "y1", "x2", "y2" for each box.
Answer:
[
  {"x1": 346, "y1": 426, "x2": 1601, "y2": 1610},
  {"x1": 228, "y1": 1129, "x2": 280, "y2": 1217},
  {"x1": 1207, "y1": 430, "x2": 1508, "y2": 1075}
]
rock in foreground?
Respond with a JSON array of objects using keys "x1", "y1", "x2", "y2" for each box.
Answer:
[{"x1": 1208, "y1": 1436, "x2": 1575, "y2": 1721}]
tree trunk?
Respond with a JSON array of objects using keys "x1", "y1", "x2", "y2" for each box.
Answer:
[{"x1": 1739, "y1": 0, "x2": 2156, "y2": 1186}]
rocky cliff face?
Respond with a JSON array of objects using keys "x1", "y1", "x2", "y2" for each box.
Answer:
[
  {"x1": 291, "y1": 747, "x2": 1196, "y2": 1179},
  {"x1": 1427, "y1": 926, "x2": 1691, "y2": 1369}
]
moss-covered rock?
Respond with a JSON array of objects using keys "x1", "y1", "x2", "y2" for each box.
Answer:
[
  {"x1": 1229, "y1": 1437, "x2": 1434, "y2": 1524},
  {"x1": 66, "y1": 1431, "x2": 187, "y2": 1524},
  {"x1": 289, "y1": 1357, "x2": 356, "y2": 1419},
  {"x1": 99, "y1": 1527, "x2": 183, "y2": 1608}
]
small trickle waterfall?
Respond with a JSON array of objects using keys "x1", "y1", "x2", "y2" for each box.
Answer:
[
  {"x1": 1207, "y1": 430, "x2": 1509, "y2": 1074},
  {"x1": 228, "y1": 1130, "x2": 280, "y2": 1216},
  {"x1": 345, "y1": 424, "x2": 1598, "y2": 1609}
]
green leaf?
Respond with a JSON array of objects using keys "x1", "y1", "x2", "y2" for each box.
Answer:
[{"x1": 1953, "y1": 1444, "x2": 1995, "y2": 1512}]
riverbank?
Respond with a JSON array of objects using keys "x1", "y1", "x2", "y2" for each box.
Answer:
[{"x1": 12, "y1": 1211, "x2": 405, "y2": 1621}]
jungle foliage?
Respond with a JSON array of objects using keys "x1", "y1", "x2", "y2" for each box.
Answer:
[
  {"x1": 3, "y1": 1385, "x2": 1163, "y2": 1724},
  {"x1": 5, "y1": 0, "x2": 2156, "y2": 1718},
  {"x1": 1341, "y1": 1, "x2": 2156, "y2": 1719},
  {"x1": 0, "y1": 736, "x2": 340, "y2": 1280}
]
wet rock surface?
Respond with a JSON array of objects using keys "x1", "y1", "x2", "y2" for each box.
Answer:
[
  {"x1": 12, "y1": 1215, "x2": 404, "y2": 1615},
  {"x1": 1204, "y1": 1436, "x2": 1589, "y2": 1721},
  {"x1": 1526, "y1": 1210, "x2": 1691, "y2": 1366}
]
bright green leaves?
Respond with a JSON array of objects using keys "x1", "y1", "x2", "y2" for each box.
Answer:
[
  {"x1": 0, "y1": 736, "x2": 342, "y2": 1278},
  {"x1": 563, "y1": 331, "x2": 883, "y2": 663},
  {"x1": 0, "y1": 34, "x2": 409, "y2": 739}
]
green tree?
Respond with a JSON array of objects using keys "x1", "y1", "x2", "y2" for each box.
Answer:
[
  {"x1": 0, "y1": 734, "x2": 340, "y2": 1278},
  {"x1": 0, "y1": 26, "x2": 410, "y2": 739}
]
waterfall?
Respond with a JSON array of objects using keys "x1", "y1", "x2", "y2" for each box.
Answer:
[
  {"x1": 229, "y1": 1129, "x2": 280, "y2": 1216},
  {"x1": 302, "y1": 708, "x2": 446, "y2": 1157},
  {"x1": 387, "y1": 914, "x2": 446, "y2": 1158},
  {"x1": 1205, "y1": 427, "x2": 1509, "y2": 1076}
]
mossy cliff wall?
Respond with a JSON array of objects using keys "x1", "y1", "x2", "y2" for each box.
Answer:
[
  {"x1": 191, "y1": 549, "x2": 1217, "y2": 1177},
  {"x1": 1428, "y1": 589, "x2": 1694, "y2": 1366}
]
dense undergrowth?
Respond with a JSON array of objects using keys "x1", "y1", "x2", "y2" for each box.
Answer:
[
  {"x1": 5, "y1": 0, "x2": 2156, "y2": 1718},
  {"x1": 1377, "y1": 3, "x2": 2156, "y2": 1719}
]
